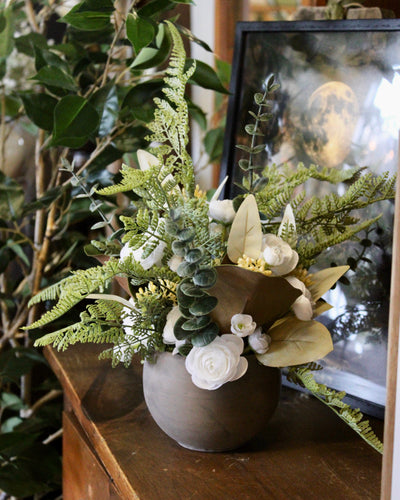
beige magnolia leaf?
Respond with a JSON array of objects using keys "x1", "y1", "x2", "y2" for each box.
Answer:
[
  {"x1": 308, "y1": 265, "x2": 349, "y2": 302},
  {"x1": 313, "y1": 299, "x2": 333, "y2": 317},
  {"x1": 137, "y1": 149, "x2": 159, "y2": 171},
  {"x1": 256, "y1": 316, "x2": 333, "y2": 367},
  {"x1": 208, "y1": 265, "x2": 301, "y2": 332},
  {"x1": 227, "y1": 195, "x2": 262, "y2": 263}
]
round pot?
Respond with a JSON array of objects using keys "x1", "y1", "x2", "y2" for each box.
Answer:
[{"x1": 143, "y1": 352, "x2": 281, "y2": 452}]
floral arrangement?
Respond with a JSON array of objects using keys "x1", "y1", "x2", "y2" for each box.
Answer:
[{"x1": 30, "y1": 23, "x2": 395, "y2": 453}]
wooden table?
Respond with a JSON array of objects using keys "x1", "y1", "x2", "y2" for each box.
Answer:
[{"x1": 45, "y1": 344, "x2": 383, "y2": 500}]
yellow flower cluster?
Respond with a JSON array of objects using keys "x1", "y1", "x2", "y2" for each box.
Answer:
[
  {"x1": 136, "y1": 279, "x2": 177, "y2": 302},
  {"x1": 290, "y1": 267, "x2": 314, "y2": 287},
  {"x1": 194, "y1": 185, "x2": 207, "y2": 199},
  {"x1": 237, "y1": 255, "x2": 272, "y2": 276}
]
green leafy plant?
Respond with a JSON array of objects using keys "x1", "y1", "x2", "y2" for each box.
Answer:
[
  {"x1": 0, "y1": 1, "x2": 227, "y2": 497},
  {"x1": 28, "y1": 24, "x2": 394, "y2": 456}
]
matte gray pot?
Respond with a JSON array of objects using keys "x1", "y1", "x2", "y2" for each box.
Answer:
[{"x1": 143, "y1": 352, "x2": 281, "y2": 452}]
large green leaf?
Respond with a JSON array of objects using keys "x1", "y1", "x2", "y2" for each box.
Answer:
[
  {"x1": 90, "y1": 83, "x2": 118, "y2": 137},
  {"x1": 51, "y1": 95, "x2": 99, "y2": 148},
  {"x1": 21, "y1": 94, "x2": 58, "y2": 131},
  {"x1": 0, "y1": 172, "x2": 24, "y2": 219},
  {"x1": 138, "y1": 0, "x2": 176, "y2": 17},
  {"x1": 204, "y1": 127, "x2": 224, "y2": 161},
  {"x1": 126, "y1": 13, "x2": 155, "y2": 53},
  {"x1": 123, "y1": 79, "x2": 163, "y2": 122},
  {"x1": 14, "y1": 32, "x2": 47, "y2": 56},
  {"x1": 62, "y1": 0, "x2": 113, "y2": 31},
  {"x1": 62, "y1": 10, "x2": 111, "y2": 31},
  {"x1": 33, "y1": 45, "x2": 69, "y2": 73},
  {"x1": 3, "y1": 95, "x2": 20, "y2": 118},
  {"x1": 208, "y1": 265, "x2": 301, "y2": 332},
  {"x1": 0, "y1": 6, "x2": 14, "y2": 57},
  {"x1": 187, "y1": 98, "x2": 207, "y2": 130},
  {"x1": 0, "y1": 441, "x2": 61, "y2": 497},
  {"x1": 130, "y1": 24, "x2": 171, "y2": 70},
  {"x1": 257, "y1": 317, "x2": 334, "y2": 367},
  {"x1": 186, "y1": 59, "x2": 229, "y2": 94},
  {"x1": 31, "y1": 66, "x2": 78, "y2": 91},
  {"x1": 0, "y1": 348, "x2": 46, "y2": 385}
]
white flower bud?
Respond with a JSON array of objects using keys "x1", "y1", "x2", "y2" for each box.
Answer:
[
  {"x1": 248, "y1": 328, "x2": 271, "y2": 354},
  {"x1": 230, "y1": 313, "x2": 257, "y2": 337},
  {"x1": 208, "y1": 199, "x2": 235, "y2": 223},
  {"x1": 261, "y1": 234, "x2": 298, "y2": 276}
]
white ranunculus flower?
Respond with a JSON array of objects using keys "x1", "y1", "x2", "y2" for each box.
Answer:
[
  {"x1": 261, "y1": 234, "x2": 299, "y2": 276},
  {"x1": 168, "y1": 255, "x2": 184, "y2": 272},
  {"x1": 248, "y1": 327, "x2": 271, "y2": 354},
  {"x1": 285, "y1": 276, "x2": 314, "y2": 321},
  {"x1": 120, "y1": 240, "x2": 166, "y2": 271},
  {"x1": 230, "y1": 313, "x2": 257, "y2": 337},
  {"x1": 163, "y1": 306, "x2": 181, "y2": 344},
  {"x1": 208, "y1": 199, "x2": 235, "y2": 223},
  {"x1": 185, "y1": 334, "x2": 248, "y2": 390}
]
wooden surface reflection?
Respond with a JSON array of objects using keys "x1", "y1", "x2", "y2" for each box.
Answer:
[{"x1": 46, "y1": 344, "x2": 383, "y2": 500}]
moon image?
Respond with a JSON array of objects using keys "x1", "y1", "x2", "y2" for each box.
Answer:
[{"x1": 302, "y1": 81, "x2": 359, "y2": 168}]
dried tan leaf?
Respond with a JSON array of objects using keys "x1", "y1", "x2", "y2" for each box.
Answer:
[
  {"x1": 227, "y1": 195, "x2": 262, "y2": 263},
  {"x1": 309, "y1": 265, "x2": 349, "y2": 302},
  {"x1": 256, "y1": 316, "x2": 333, "y2": 367},
  {"x1": 208, "y1": 265, "x2": 301, "y2": 332}
]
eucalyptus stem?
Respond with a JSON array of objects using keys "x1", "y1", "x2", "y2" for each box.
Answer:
[{"x1": 248, "y1": 88, "x2": 268, "y2": 193}]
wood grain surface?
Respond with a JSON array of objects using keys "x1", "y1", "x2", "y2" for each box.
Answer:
[{"x1": 45, "y1": 344, "x2": 383, "y2": 500}]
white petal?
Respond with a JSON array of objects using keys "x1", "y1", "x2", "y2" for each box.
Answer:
[
  {"x1": 230, "y1": 356, "x2": 248, "y2": 382},
  {"x1": 292, "y1": 295, "x2": 313, "y2": 321}
]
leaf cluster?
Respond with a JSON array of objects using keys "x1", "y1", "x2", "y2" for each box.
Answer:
[{"x1": 253, "y1": 163, "x2": 395, "y2": 266}]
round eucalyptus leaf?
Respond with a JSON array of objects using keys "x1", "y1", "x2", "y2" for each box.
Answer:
[
  {"x1": 178, "y1": 305, "x2": 193, "y2": 319},
  {"x1": 192, "y1": 268, "x2": 217, "y2": 289},
  {"x1": 176, "y1": 261, "x2": 197, "y2": 278},
  {"x1": 182, "y1": 315, "x2": 211, "y2": 331},
  {"x1": 177, "y1": 228, "x2": 195, "y2": 242},
  {"x1": 169, "y1": 207, "x2": 182, "y2": 221},
  {"x1": 185, "y1": 248, "x2": 202, "y2": 263},
  {"x1": 189, "y1": 295, "x2": 218, "y2": 316},
  {"x1": 191, "y1": 322, "x2": 219, "y2": 347},
  {"x1": 177, "y1": 283, "x2": 195, "y2": 308},
  {"x1": 173, "y1": 316, "x2": 192, "y2": 340},
  {"x1": 179, "y1": 282, "x2": 206, "y2": 298},
  {"x1": 172, "y1": 240, "x2": 186, "y2": 257},
  {"x1": 165, "y1": 220, "x2": 178, "y2": 236}
]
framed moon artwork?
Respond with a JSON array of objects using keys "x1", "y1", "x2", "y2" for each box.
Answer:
[{"x1": 220, "y1": 19, "x2": 400, "y2": 418}]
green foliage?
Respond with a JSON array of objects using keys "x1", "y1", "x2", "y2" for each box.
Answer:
[
  {"x1": 287, "y1": 364, "x2": 383, "y2": 454},
  {"x1": 146, "y1": 22, "x2": 196, "y2": 194},
  {"x1": 28, "y1": 258, "x2": 122, "y2": 329},
  {"x1": 0, "y1": 1, "x2": 227, "y2": 498},
  {"x1": 254, "y1": 163, "x2": 396, "y2": 266}
]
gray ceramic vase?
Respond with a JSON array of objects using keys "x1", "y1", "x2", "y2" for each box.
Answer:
[{"x1": 143, "y1": 352, "x2": 281, "y2": 452}]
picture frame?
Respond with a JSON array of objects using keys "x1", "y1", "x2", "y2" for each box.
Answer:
[{"x1": 220, "y1": 19, "x2": 400, "y2": 420}]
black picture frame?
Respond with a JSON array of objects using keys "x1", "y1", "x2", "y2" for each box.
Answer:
[{"x1": 221, "y1": 19, "x2": 400, "y2": 419}]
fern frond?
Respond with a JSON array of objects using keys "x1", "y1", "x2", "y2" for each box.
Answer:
[
  {"x1": 96, "y1": 164, "x2": 152, "y2": 195},
  {"x1": 287, "y1": 365, "x2": 383, "y2": 454},
  {"x1": 28, "y1": 258, "x2": 123, "y2": 330},
  {"x1": 28, "y1": 277, "x2": 70, "y2": 306}
]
